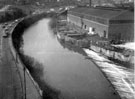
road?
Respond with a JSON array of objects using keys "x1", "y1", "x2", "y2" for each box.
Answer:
[
  {"x1": 0, "y1": 24, "x2": 23, "y2": 99},
  {"x1": 0, "y1": 22, "x2": 42, "y2": 99}
]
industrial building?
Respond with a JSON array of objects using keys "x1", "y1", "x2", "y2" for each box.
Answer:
[{"x1": 67, "y1": 7, "x2": 134, "y2": 42}]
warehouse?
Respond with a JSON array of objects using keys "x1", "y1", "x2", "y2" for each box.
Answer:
[{"x1": 67, "y1": 7, "x2": 134, "y2": 42}]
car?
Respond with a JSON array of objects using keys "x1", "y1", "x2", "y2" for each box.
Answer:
[
  {"x1": 3, "y1": 34, "x2": 8, "y2": 38},
  {"x1": 15, "y1": 19, "x2": 18, "y2": 22},
  {"x1": 5, "y1": 28, "x2": 8, "y2": 31},
  {"x1": 12, "y1": 21, "x2": 15, "y2": 24},
  {"x1": 50, "y1": 8, "x2": 54, "y2": 12},
  {"x1": 8, "y1": 24, "x2": 12, "y2": 27},
  {"x1": 47, "y1": 10, "x2": 50, "y2": 13},
  {"x1": 2, "y1": 25, "x2": 6, "y2": 28},
  {"x1": 2, "y1": 23, "x2": 8, "y2": 28},
  {"x1": 59, "y1": 8, "x2": 63, "y2": 10},
  {"x1": 4, "y1": 23, "x2": 8, "y2": 25},
  {"x1": 3, "y1": 32, "x2": 9, "y2": 38},
  {"x1": 5, "y1": 32, "x2": 9, "y2": 35}
]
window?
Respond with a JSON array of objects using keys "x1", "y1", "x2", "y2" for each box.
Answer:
[
  {"x1": 84, "y1": 25, "x2": 87, "y2": 29},
  {"x1": 92, "y1": 28, "x2": 95, "y2": 32}
]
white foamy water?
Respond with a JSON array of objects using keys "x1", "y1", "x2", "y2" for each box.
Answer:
[
  {"x1": 84, "y1": 48, "x2": 134, "y2": 99},
  {"x1": 112, "y1": 42, "x2": 135, "y2": 50}
]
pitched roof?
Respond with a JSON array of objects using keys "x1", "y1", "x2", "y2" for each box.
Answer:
[
  {"x1": 69, "y1": 7, "x2": 129, "y2": 19},
  {"x1": 111, "y1": 10, "x2": 134, "y2": 20}
]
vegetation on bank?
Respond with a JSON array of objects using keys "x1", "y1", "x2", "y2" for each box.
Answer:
[
  {"x1": 0, "y1": 5, "x2": 27, "y2": 23},
  {"x1": 12, "y1": 12, "x2": 61, "y2": 99},
  {"x1": 12, "y1": 12, "x2": 58, "y2": 52},
  {"x1": 19, "y1": 53, "x2": 60, "y2": 99},
  {"x1": 49, "y1": 16, "x2": 58, "y2": 36}
]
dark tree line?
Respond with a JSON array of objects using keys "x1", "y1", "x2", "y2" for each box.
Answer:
[{"x1": 0, "y1": 7, "x2": 27, "y2": 23}]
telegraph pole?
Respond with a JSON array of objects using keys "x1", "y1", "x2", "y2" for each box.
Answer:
[
  {"x1": 89, "y1": 0, "x2": 91, "y2": 7},
  {"x1": 24, "y1": 66, "x2": 26, "y2": 99}
]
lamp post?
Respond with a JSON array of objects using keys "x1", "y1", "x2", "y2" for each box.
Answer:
[
  {"x1": 15, "y1": 52, "x2": 26, "y2": 99},
  {"x1": 23, "y1": 66, "x2": 26, "y2": 99},
  {"x1": 89, "y1": 0, "x2": 91, "y2": 7}
]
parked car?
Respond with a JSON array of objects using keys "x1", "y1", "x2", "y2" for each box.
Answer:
[
  {"x1": 3, "y1": 31, "x2": 9, "y2": 38},
  {"x1": 2, "y1": 25, "x2": 6, "y2": 28},
  {"x1": 4, "y1": 23, "x2": 8, "y2": 25},
  {"x1": 2, "y1": 23, "x2": 8, "y2": 28}
]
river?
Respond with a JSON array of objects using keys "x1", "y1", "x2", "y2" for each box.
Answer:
[{"x1": 22, "y1": 18, "x2": 120, "y2": 99}]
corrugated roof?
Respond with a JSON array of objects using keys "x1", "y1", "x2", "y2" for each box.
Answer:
[{"x1": 69, "y1": 7, "x2": 127, "y2": 19}]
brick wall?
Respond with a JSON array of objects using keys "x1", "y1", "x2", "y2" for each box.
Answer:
[
  {"x1": 68, "y1": 14, "x2": 109, "y2": 38},
  {"x1": 108, "y1": 23, "x2": 134, "y2": 42}
]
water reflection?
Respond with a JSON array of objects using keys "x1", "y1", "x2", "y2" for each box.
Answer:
[{"x1": 22, "y1": 18, "x2": 121, "y2": 99}]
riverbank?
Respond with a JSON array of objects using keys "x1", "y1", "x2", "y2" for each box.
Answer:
[
  {"x1": 11, "y1": 12, "x2": 61, "y2": 99},
  {"x1": 56, "y1": 18, "x2": 134, "y2": 67}
]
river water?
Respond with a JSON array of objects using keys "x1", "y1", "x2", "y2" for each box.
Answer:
[{"x1": 22, "y1": 18, "x2": 120, "y2": 99}]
